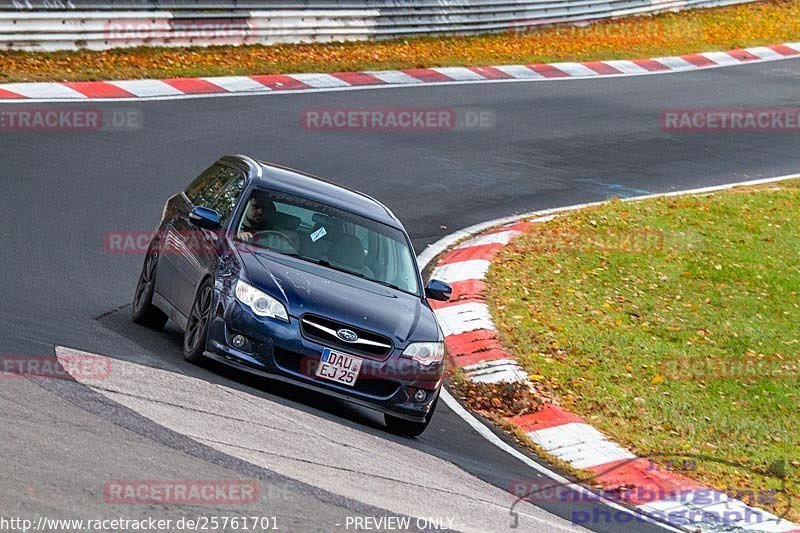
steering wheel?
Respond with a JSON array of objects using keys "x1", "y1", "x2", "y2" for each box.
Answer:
[{"x1": 252, "y1": 230, "x2": 298, "y2": 254}]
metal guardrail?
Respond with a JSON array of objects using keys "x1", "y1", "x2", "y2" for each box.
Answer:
[{"x1": 0, "y1": 0, "x2": 757, "y2": 51}]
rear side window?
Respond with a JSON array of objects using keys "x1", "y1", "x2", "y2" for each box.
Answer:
[
  {"x1": 185, "y1": 164, "x2": 228, "y2": 206},
  {"x1": 209, "y1": 170, "x2": 246, "y2": 224},
  {"x1": 185, "y1": 163, "x2": 245, "y2": 224}
]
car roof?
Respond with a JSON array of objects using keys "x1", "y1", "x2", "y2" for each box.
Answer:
[{"x1": 223, "y1": 155, "x2": 400, "y2": 227}]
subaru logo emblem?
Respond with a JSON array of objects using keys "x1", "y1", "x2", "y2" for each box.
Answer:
[{"x1": 337, "y1": 329, "x2": 359, "y2": 343}]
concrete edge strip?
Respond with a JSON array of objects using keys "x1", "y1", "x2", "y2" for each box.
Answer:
[
  {"x1": 0, "y1": 42, "x2": 798, "y2": 103},
  {"x1": 40, "y1": 346, "x2": 428, "y2": 527},
  {"x1": 420, "y1": 172, "x2": 800, "y2": 533}
]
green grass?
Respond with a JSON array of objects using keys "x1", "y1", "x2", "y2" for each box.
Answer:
[{"x1": 486, "y1": 181, "x2": 800, "y2": 520}]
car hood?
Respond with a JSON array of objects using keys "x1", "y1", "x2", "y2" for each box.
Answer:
[{"x1": 237, "y1": 249, "x2": 440, "y2": 343}]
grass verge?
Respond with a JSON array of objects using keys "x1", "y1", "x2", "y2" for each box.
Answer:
[
  {"x1": 1, "y1": 0, "x2": 799, "y2": 83},
  {"x1": 486, "y1": 180, "x2": 800, "y2": 521}
]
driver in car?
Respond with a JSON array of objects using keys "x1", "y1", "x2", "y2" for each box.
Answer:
[
  {"x1": 237, "y1": 194, "x2": 300, "y2": 250},
  {"x1": 238, "y1": 195, "x2": 274, "y2": 241}
]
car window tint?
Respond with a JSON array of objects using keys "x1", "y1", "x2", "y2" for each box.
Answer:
[
  {"x1": 354, "y1": 226, "x2": 369, "y2": 249},
  {"x1": 237, "y1": 187, "x2": 419, "y2": 295},
  {"x1": 184, "y1": 164, "x2": 227, "y2": 206},
  {"x1": 208, "y1": 169, "x2": 245, "y2": 224},
  {"x1": 275, "y1": 203, "x2": 314, "y2": 228}
]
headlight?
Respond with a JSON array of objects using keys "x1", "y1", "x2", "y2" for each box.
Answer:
[
  {"x1": 402, "y1": 342, "x2": 445, "y2": 366},
  {"x1": 235, "y1": 280, "x2": 289, "y2": 322}
]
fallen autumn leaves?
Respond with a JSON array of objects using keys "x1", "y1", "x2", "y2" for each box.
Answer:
[{"x1": 1, "y1": 0, "x2": 799, "y2": 82}]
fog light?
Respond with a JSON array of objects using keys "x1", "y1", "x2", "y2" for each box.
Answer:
[
  {"x1": 231, "y1": 334, "x2": 247, "y2": 349},
  {"x1": 414, "y1": 389, "x2": 427, "y2": 402}
]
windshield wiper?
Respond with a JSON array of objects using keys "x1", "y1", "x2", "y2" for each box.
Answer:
[
  {"x1": 322, "y1": 264, "x2": 406, "y2": 293},
  {"x1": 367, "y1": 279, "x2": 406, "y2": 292},
  {"x1": 249, "y1": 247, "x2": 322, "y2": 265},
  {"x1": 280, "y1": 252, "x2": 332, "y2": 267},
  {"x1": 268, "y1": 251, "x2": 409, "y2": 293}
]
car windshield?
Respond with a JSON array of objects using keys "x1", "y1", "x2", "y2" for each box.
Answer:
[{"x1": 234, "y1": 187, "x2": 420, "y2": 295}]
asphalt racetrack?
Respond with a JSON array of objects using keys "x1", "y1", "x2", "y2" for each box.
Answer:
[{"x1": 1, "y1": 57, "x2": 798, "y2": 532}]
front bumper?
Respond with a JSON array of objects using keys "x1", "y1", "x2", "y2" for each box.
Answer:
[{"x1": 206, "y1": 289, "x2": 443, "y2": 422}]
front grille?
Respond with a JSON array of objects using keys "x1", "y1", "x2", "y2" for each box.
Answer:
[
  {"x1": 300, "y1": 314, "x2": 393, "y2": 358},
  {"x1": 273, "y1": 348, "x2": 400, "y2": 398}
]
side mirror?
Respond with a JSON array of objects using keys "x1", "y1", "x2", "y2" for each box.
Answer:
[
  {"x1": 189, "y1": 206, "x2": 221, "y2": 230},
  {"x1": 425, "y1": 279, "x2": 452, "y2": 302}
]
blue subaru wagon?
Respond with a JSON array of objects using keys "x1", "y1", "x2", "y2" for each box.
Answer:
[{"x1": 132, "y1": 155, "x2": 452, "y2": 436}]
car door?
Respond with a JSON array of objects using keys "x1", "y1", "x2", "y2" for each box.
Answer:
[
  {"x1": 170, "y1": 164, "x2": 246, "y2": 317},
  {"x1": 156, "y1": 164, "x2": 222, "y2": 314},
  {"x1": 156, "y1": 162, "x2": 242, "y2": 317}
]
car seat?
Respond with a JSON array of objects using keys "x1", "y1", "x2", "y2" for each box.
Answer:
[
  {"x1": 300, "y1": 214, "x2": 344, "y2": 259},
  {"x1": 328, "y1": 235, "x2": 374, "y2": 279}
]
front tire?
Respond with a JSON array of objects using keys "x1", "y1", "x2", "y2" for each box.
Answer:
[
  {"x1": 183, "y1": 278, "x2": 214, "y2": 364},
  {"x1": 132, "y1": 251, "x2": 168, "y2": 329},
  {"x1": 384, "y1": 394, "x2": 439, "y2": 437}
]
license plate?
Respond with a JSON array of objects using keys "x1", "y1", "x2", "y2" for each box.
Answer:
[{"x1": 315, "y1": 348, "x2": 362, "y2": 387}]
